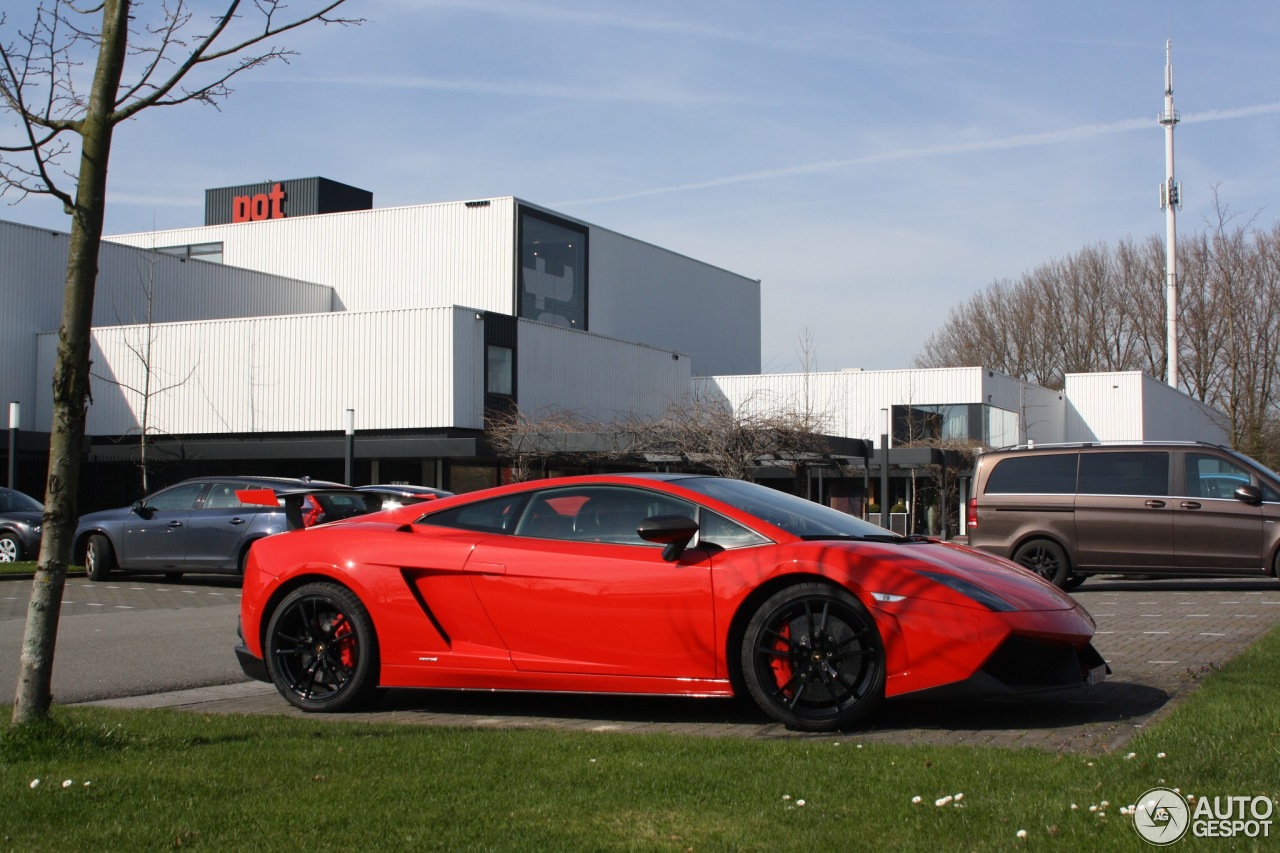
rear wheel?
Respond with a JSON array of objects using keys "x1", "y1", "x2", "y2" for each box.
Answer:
[
  {"x1": 264, "y1": 582, "x2": 380, "y2": 712},
  {"x1": 740, "y1": 583, "x2": 885, "y2": 731},
  {"x1": 85, "y1": 534, "x2": 117, "y2": 581},
  {"x1": 0, "y1": 532, "x2": 22, "y2": 563},
  {"x1": 1012, "y1": 539, "x2": 1070, "y2": 588}
]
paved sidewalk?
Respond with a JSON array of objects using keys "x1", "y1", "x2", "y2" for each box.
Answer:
[{"x1": 84, "y1": 577, "x2": 1280, "y2": 753}]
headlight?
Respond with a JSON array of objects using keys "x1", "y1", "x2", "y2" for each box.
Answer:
[{"x1": 917, "y1": 570, "x2": 1017, "y2": 612}]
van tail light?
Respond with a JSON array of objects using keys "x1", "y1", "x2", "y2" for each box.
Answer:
[{"x1": 966, "y1": 497, "x2": 978, "y2": 530}]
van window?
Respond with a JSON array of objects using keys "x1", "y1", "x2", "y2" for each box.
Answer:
[
  {"x1": 1078, "y1": 452, "x2": 1169, "y2": 496},
  {"x1": 1183, "y1": 453, "x2": 1252, "y2": 499},
  {"x1": 984, "y1": 454, "x2": 1078, "y2": 494}
]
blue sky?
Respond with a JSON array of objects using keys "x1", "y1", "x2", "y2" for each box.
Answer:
[{"x1": 8, "y1": 1, "x2": 1280, "y2": 373}]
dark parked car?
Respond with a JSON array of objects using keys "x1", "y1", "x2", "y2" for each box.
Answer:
[
  {"x1": 354, "y1": 484, "x2": 453, "y2": 509},
  {"x1": 0, "y1": 487, "x2": 43, "y2": 563},
  {"x1": 73, "y1": 476, "x2": 354, "y2": 581}
]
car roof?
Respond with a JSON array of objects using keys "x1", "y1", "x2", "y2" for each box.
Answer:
[{"x1": 166, "y1": 475, "x2": 349, "y2": 489}]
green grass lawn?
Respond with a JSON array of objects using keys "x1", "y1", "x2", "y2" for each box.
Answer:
[
  {"x1": 3, "y1": 629, "x2": 1279, "y2": 851},
  {"x1": 0, "y1": 562, "x2": 84, "y2": 577}
]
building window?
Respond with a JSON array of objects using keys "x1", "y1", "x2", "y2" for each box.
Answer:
[
  {"x1": 156, "y1": 242, "x2": 224, "y2": 264},
  {"x1": 518, "y1": 208, "x2": 587, "y2": 329},
  {"x1": 487, "y1": 345, "x2": 513, "y2": 396}
]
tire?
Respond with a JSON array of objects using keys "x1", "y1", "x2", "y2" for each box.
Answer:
[
  {"x1": 740, "y1": 582, "x2": 885, "y2": 732},
  {"x1": 0, "y1": 532, "x2": 22, "y2": 563},
  {"x1": 1063, "y1": 574, "x2": 1087, "y2": 591},
  {"x1": 264, "y1": 582, "x2": 380, "y2": 712},
  {"x1": 85, "y1": 534, "x2": 117, "y2": 581},
  {"x1": 1011, "y1": 539, "x2": 1071, "y2": 587}
]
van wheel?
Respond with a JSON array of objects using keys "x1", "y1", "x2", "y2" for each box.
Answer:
[{"x1": 1012, "y1": 540, "x2": 1070, "y2": 588}]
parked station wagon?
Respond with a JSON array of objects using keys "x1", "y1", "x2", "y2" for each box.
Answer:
[{"x1": 966, "y1": 441, "x2": 1280, "y2": 588}]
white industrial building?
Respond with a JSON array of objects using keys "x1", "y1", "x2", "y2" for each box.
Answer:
[{"x1": 1, "y1": 176, "x2": 1229, "y2": 521}]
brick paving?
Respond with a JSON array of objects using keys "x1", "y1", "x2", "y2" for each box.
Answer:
[{"x1": 86, "y1": 576, "x2": 1280, "y2": 754}]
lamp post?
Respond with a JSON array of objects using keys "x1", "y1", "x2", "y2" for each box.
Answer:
[
  {"x1": 880, "y1": 407, "x2": 890, "y2": 530},
  {"x1": 343, "y1": 408, "x2": 355, "y2": 485},
  {"x1": 7, "y1": 402, "x2": 18, "y2": 489}
]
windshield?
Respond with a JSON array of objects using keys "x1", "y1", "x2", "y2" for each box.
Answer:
[
  {"x1": 0, "y1": 489, "x2": 43, "y2": 513},
  {"x1": 1228, "y1": 449, "x2": 1280, "y2": 485},
  {"x1": 676, "y1": 477, "x2": 902, "y2": 540}
]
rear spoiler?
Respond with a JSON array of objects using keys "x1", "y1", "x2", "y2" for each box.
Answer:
[{"x1": 235, "y1": 487, "x2": 376, "y2": 531}]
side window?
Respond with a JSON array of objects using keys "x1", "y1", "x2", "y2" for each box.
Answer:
[
  {"x1": 202, "y1": 483, "x2": 248, "y2": 510},
  {"x1": 144, "y1": 483, "x2": 204, "y2": 511},
  {"x1": 983, "y1": 454, "x2": 1078, "y2": 494},
  {"x1": 698, "y1": 510, "x2": 769, "y2": 550},
  {"x1": 515, "y1": 486, "x2": 696, "y2": 546},
  {"x1": 419, "y1": 493, "x2": 527, "y2": 534},
  {"x1": 1183, "y1": 453, "x2": 1252, "y2": 499},
  {"x1": 1078, "y1": 452, "x2": 1169, "y2": 496}
]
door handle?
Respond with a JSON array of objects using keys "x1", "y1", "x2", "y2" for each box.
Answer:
[
  {"x1": 1180, "y1": 501, "x2": 1202, "y2": 510},
  {"x1": 228, "y1": 517, "x2": 246, "y2": 525},
  {"x1": 1144, "y1": 500, "x2": 1166, "y2": 508},
  {"x1": 167, "y1": 520, "x2": 184, "y2": 528}
]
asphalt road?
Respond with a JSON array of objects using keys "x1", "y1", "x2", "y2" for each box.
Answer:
[{"x1": 0, "y1": 575, "x2": 247, "y2": 704}]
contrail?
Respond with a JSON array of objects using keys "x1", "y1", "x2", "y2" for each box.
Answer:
[{"x1": 557, "y1": 104, "x2": 1280, "y2": 207}]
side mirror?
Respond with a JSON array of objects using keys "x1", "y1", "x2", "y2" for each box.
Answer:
[
  {"x1": 637, "y1": 514, "x2": 700, "y2": 562},
  {"x1": 1234, "y1": 484, "x2": 1262, "y2": 505},
  {"x1": 130, "y1": 501, "x2": 152, "y2": 518}
]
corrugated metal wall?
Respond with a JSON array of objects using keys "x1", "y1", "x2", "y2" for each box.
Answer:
[
  {"x1": 1063, "y1": 372, "x2": 1228, "y2": 444},
  {"x1": 35, "y1": 307, "x2": 467, "y2": 435},
  {"x1": 2, "y1": 220, "x2": 333, "y2": 429},
  {"x1": 517, "y1": 320, "x2": 692, "y2": 421},
  {"x1": 109, "y1": 199, "x2": 518, "y2": 316},
  {"x1": 701, "y1": 367, "x2": 994, "y2": 442},
  {"x1": 586, "y1": 225, "x2": 760, "y2": 377}
]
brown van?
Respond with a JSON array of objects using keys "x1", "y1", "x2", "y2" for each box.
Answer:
[{"x1": 965, "y1": 442, "x2": 1280, "y2": 588}]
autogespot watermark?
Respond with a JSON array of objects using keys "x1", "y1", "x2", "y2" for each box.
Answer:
[{"x1": 1133, "y1": 787, "x2": 1275, "y2": 845}]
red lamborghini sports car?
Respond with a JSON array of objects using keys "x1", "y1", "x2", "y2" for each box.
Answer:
[{"x1": 236, "y1": 473, "x2": 1108, "y2": 731}]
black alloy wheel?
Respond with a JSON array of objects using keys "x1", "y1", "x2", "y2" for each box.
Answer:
[
  {"x1": 264, "y1": 582, "x2": 379, "y2": 712},
  {"x1": 1011, "y1": 539, "x2": 1070, "y2": 588},
  {"x1": 741, "y1": 583, "x2": 885, "y2": 732}
]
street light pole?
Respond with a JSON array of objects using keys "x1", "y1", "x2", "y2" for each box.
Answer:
[
  {"x1": 343, "y1": 408, "x2": 355, "y2": 485},
  {"x1": 8, "y1": 402, "x2": 19, "y2": 489},
  {"x1": 880, "y1": 407, "x2": 890, "y2": 530}
]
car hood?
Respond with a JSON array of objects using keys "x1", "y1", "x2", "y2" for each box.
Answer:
[
  {"x1": 792, "y1": 538, "x2": 1080, "y2": 613},
  {"x1": 1, "y1": 511, "x2": 43, "y2": 527}
]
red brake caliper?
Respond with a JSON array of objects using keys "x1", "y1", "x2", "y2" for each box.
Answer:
[
  {"x1": 331, "y1": 614, "x2": 355, "y2": 668},
  {"x1": 770, "y1": 622, "x2": 794, "y2": 695}
]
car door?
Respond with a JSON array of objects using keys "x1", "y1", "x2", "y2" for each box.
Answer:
[
  {"x1": 1073, "y1": 451, "x2": 1174, "y2": 570},
  {"x1": 465, "y1": 485, "x2": 717, "y2": 679},
  {"x1": 120, "y1": 482, "x2": 206, "y2": 569},
  {"x1": 1174, "y1": 451, "x2": 1264, "y2": 572},
  {"x1": 180, "y1": 481, "x2": 266, "y2": 571}
]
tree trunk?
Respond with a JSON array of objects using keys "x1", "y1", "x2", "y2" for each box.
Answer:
[{"x1": 11, "y1": 0, "x2": 130, "y2": 727}]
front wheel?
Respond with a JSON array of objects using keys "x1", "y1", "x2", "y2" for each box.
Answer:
[
  {"x1": 1011, "y1": 539, "x2": 1070, "y2": 588},
  {"x1": 264, "y1": 582, "x2": 380, "y2": 712},
  {"x1": 85, "y1": 534, "x2": 117, "y2": 581},
  {"x1": 0, "y1": 533, "x2": 22, "y2": 563},
  {"x1": 740, "y1": 583, "x2": 885, "y2": 731}
]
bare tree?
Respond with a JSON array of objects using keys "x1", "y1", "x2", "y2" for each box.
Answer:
[
  {"x1": 915, "y1": 204, "x2": 1280, "y2": 463},
  {"x1": 2, "y1": 0, "x2": 361, "y2": 727},
  {"x1": 96, "y1": 252, "x2": 199, "y2": 494}
]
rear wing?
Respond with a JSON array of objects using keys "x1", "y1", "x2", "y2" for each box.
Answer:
[{"x1": 235, "y1": 487, "x2": 387, "y2": 531}]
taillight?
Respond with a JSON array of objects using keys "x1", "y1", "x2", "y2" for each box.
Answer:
[
  {"x1": 302, "y1": 495, "x2": 323, "y2": 528},
  {"x1": 966, "y1": 497, "x2": 978, "y2": 530}
]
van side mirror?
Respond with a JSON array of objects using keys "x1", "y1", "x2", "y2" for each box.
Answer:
[{"x1": 1234, "y1": 484, "x2": 1262, "y2": 505}]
